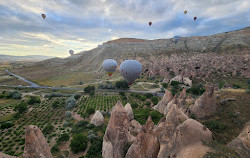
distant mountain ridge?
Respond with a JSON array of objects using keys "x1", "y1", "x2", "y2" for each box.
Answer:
[{"x1": 0, "y1": 55, "x2": 56, "y2": 62}]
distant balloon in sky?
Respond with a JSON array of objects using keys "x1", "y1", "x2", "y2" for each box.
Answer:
[
  {"x1": 69, "y1": 50, "x2": 74, "y2": 55},
  {"x1": 149, "y1": 22, "x2": 152, "y2": 26},
  {"x1": 119, "y1": 60, "x2": 142, "y2": 85},
  {"x1": 194, "y1": 17, "x2": 197, "y2": 21},
  {"x1": 102, "y1": 59, "x2": 118, "y2": 76},
  {"x1": 173, "y1": 36, "x2": 180, "y2": 44},
  {"x1": 184, "y1": 11, "x2": 187, "y2": 14},
  {"x1": 41, "y1": 14, "x2": 46, "y2": 19}
]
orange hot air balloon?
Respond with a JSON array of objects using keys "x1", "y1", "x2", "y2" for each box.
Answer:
[
  {"x1": 149, "y1": 22, "x2": 152, "y2": 26},
  {"x1": 41, "y1": 14, "x2": 46, "y2": 19},
  {"x1": 194, "y1": 17, "x2": 197, "y2": 21},
  {"x1": 184, "y1": 10, "x2": 187, "y2": 14}
]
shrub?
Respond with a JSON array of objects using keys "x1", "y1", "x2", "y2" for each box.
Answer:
[
  {"x1": 84, "y1": 85, "x2": 95, "y2": 93},
  {"x1": 13, "y1": 102, "x2": 28, "y2": 114},
  {"x1": 131, "y1": 103, "x2": 139, "y2": 109},
  {"x1": 150, "y1": 111, "x2": 164, "y2": 124},
  {"x1": 73, "y1": 93, "x2": 81, "y2": 100},
  {"x1": 57, "y1": 133, "x2": 70, "y2": 143},
  {"x1": 52, "y1": 100, "x2": 60, "y2": 108},
  {"x1": 27, "y1": 96, "x2": 41, "y2": 105},
  {"x1": 65, "y1": 111, "x2": 71, "y2": 118},
  {"x1": 218, "y1": 80, "x2": 225, "y2": 89},
  {"x1": 79, "y1": 81, "x2": 83, "y2": 85},
  {"x1": 6, "y1": 91, "x2": 22, "y2": 99},
  {"x1": 86, "y1": 137, "x2": 102, "y2": 158},
  {"x1": 89, "y1": 91, "x2": 95, "y2": 96},
  {"x1": 145, "y1": 101, "x2": 151, "y2": 106},
  {"x1": 119, "y1": 92, "x2": 125, "y2": 96},
  {"x1": 0, "y1": 122, "x2": 14, "y2": 129},
  {"x1": 151, "y1": 96, "x2": 158, "y2": 105},
  {"x1": 187, "y1": 85, "x2": 206, "y2": 95},
  {"x1": 170, "y1": 81, "x2": 180, "y2": 86},
  {"x1": 122, "y1": 96, "x2": 127, "y2": 100},
  {"x1": 70, "y1": 133, "x2": 88, "y2": 153},
  {"x1": 51, "y1": 145, "x2": 59, "y2": 153},
  {"x1": 0, "y1": 94, "x2": 5, "y2": 99},
  {"x1": 42, "y1": 124, "x2": 54, "y2": 135},
  {"x1": 171, "y1": 88, "x2": 178, "y2": 96},
  {"x1": 144, "y1": 93, "x2": 153, "y2": 98},
  {"x1": 65, "y1": 97, "x2": 76, "y2": 110},
  {"x1": 140, "y1": 96, "x2": 146, "y2": 101},
  {"x1": 161, "y1": 83, "x2": 168, "y2": 88},
  {"x1": 86, "y1": 107, "x2": 95, "y2": 115},
  {"x1": 115, "y1": 80, "x2": 129, "y2": 89},
  {"x1": 203, "y1": 120, "x2": 226, "y2": 132},
  {"x1": 232, "y1": 84, "x2": 241, "y2": 89},
  {"x1": 44, "y1": 93, "x2": 64, "y2": 98}
]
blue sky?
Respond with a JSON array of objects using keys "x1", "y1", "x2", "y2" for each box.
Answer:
[{"x1": 0, "y1": 0, "x2": 249, "y2": 57}]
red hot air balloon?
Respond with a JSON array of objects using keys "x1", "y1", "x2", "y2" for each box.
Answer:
[
  {"x1": 41, "y1": 14, "x2": 46, "y2": 19},
  {"x1": 149, "y1": 22, "x2": 152, "y2": 26},
  {"x1": 194, "y1": 17, "x2": 197, "y2": 21}
]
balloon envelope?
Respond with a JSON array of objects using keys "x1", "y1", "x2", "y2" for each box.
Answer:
[
  {"x1": 149, "y1": 22, "x2": 152, "y2": 26},
  {"x1": 194, "y1": 17, "x2": 197, "y2": 21},
  {"x1": 119, "y1": 60, "x2": 142, "y2": 85},
  {"x1": 184, "y1": 11, "x2": 187, "y2": 14},
  {"x1": 69, "y1": 50, "x2": 74, "y2": 55},
  {"x1": 102, "y1": 59, "x2": 118, "y2": 76},
  {"x1": 41, "y1": 14, "x2": 46, "y2": 19}
]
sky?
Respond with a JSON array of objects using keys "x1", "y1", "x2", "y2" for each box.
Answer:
[{"x1": 0, "y1": 0, "x2": 249, "y2": 58}]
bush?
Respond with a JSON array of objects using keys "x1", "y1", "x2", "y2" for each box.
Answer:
[
  {"x1": 70, "y1": 134, "x2": 88, "y2": 153},
  {"x1": 133, "y1": 108, "x2": 163, "y2": 125},
  {"x1": 52, "y1": 100, "x2": 60, "y2": 109},
  {"x1": 187, "y1": 85, "x2": 206, "y2": 95},
  {"x1": 79, "y1": 81, "x2": 83, "y2": 85},
  {"x1": 89, "y1": 91, "x2": 95, "y2": 96},
  {"x1": 115, "y1": 80, "x2": 129, "y2": 89},
  {"x1": 51, "y1": 145, "x2": 59, "y2": 153},
  {"x1": 161, "y1": 83, "x2": 168, "y2": 88},
  {"x1": 151, "y1": 96, "x2": 158, "y2": 105},
  {"x1": 140, "y1": 96, "x2": 146, "y2": 101},
  {"x1": 42, "y1": 124, "x2": 54, "y2": 135},
  {"x1": 170, "y1": 81, "x2": 180, "y2": 86},
  {"x1": 57, "y1": 133, "x2": 70, "y2": 143},
  {"x1": 150, "y1": 111, "x2": 164, "y2": 124},
  {"x1": 65, "y1": 97, "x2": 76, "y2": 110},
  {"x1": 131, "y1": 103, "x2": 139, "y2": 109},
  {"x1": 86, "y1": 107, "x2": 95, "y2": 115},
  {"x1": 6, "y1": 91, "x2": 22, "y2": 99},
  {"x1": 84, "y1": 85, "x2": 95, "y2": 93},
  {"x1": 171, "y1": 88, "x2": 178, "y2": 96},
  {"x1": 14, "y1": 102, "x2": 28, "y2": 114},
  {"x1": 218, "y1": 80, "x2": 225, "y2": 89},
  {"x1": 144, "y1": 93, "x2": 153, "y2": 98},
  {"x1": 119, "y1": 92, "x2": 125, "y2": 96},
  {"x1": 0, "y1": 94, "x2": 5, "y2": 99},
  {"x1": 122, "y1": 96, "x2": 127, "y2": 100},
  {"x1": 65, "y1": 111, "x2": 71, "y2": 118},
  {"x1": 0, "y1": 122, "x2": 14, "y2": 129},
  {"x1": 204, "y1": 120, "x2": 226, "y2": 132},
  {"x1": 27, "y1": 96, "x2": 41, "y2": 105},
  {"x1": 86, "y1": 137, "x2": 102, "y2": 158},
  {"x1": 44, "y1": 93, "x2": 64, "y2": 98},
  {"x1": 232, "y1": 84, "x2": 241, "y2": 89},
  {"x1": 145, "y1": 101, "x2": 151, "y2": 107},
  {"x1": 73, "y1": 94, "x2": 81, "y2": 100}
]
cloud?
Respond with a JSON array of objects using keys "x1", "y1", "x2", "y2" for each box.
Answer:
[{"x1": 0, "y1": 0, "x2": 249, "y2": 57}]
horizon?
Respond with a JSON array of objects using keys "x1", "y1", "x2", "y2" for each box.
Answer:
[{"x1": 0, "y1": 0, "x2": 249, "y2": 57}]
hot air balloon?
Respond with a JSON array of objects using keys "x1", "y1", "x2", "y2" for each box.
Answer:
[
  {"x1": 184, "y1": 11, "x2": 187, "y2": 14},
  {"x1": 119, "y1": 60, "x2": 142, "y2": 85},
  {"x1": 69, "y1": 50, "x2": 74, "y2": 55},
  {"x1": 173, "y1": 36, "x2": 180, "y2": 44},
  {"x1": 102, "y1": 59, "x2": 118, "y2": 76},
  {"x1": 149, "y1": 22, "x2": 152, "y2": 26},
  {"x1": 194, "y1": 17, "x2": 197, "y2": 21},
  {"x1": 41, "y1": 14, "x2": 46, "y2": 19}
]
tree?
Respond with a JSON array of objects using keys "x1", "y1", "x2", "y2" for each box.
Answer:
[
  {"x1": 14, "y1": 102, "x2": 27, "y2": 114},
  {"x1": 115, "y1": 80, "x2": 129, "y2": 89},
  {"x1": 65, "y1": 97, "x2": 76, "y2": 110},
  {"x1": 73, "y1": 94, "x2": 81, "y2": 100},
  {"x1": 79, "y1": 81, "x2": 83, "y2": 85},
  {"x1": 70, "y1": 134, "x2": 88, "y2": 153},
  {"x1": 57, "y1": 133, "x2": 70, "y2": 143},
  {"x1": 119, "y1": 92, "x2": 125, "y2": 96},
  {"x1": 84, "y1": 86, "x2": 95, "y2": 93},
  {"x1": 27, "y1": 96, "x2": 40, "y2": 105},
  {"x1": 42, "y1": 124, "x2": 54, "y2": 135},
  {"x1": 151, "y1": 96, "x2": 158, "y2": 105}
]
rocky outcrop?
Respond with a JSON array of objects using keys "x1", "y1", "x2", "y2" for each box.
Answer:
[
  {"x1": 124, "y1": 103, "x2": 134, "y2": 120},
  {"x1": 23, "y1": 125, "x2": 52, "y2": 158},
  {"x1": 153, "y1": 90, "x2": 173, "y2": 114},
  {"x1": 90, "y1": 110, "x2": 104, "y2": 126},
  {"x1": 190, "y1": 84, "x2": 217, "y2": 118},
  {"x1": 157, "y1": 105, "x2": 212, "y2": 158},
  {"x1": 177, "y1": 88, "x2": 187, "y2": 107},
  {"x1": 170, "y1": 75, "x2": 183, "y2": 83},
  {"x1": 102, "y1": 101, "x2": 133, "y2": 158},
  {"x1": 183, "y1": 77, "x2": 192, "y2": 87},
  {"x1": 129, "y1": 120, "x2": 142, "y2": 136},
  {"x1": 125, "y1": 117, "x2": 160, "y2": 158},
  {"x1": 163, "y1": 94, "x2": 177, "y2": 115},
  {"x1": 227, "y1": 121, "x2": 250, "y2": 158}
]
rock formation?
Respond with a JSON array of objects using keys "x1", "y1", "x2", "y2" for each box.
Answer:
[
  {"x1": 129, "y1": 120, "x2": 142, "y2": 136},
  {"x1": 190, "y1": 84, "x2": 217, "y2": 118},
  {"x1": 163, "y1": 94, "x2": 177, "y2": 115},
  {"x1": 153, "y1": 89, "x2": 173, "y2": 113},
  {"x1": 23, "y1": 125, "x2": 52, "y2": 158},
  {"x1": 124, "y1": 103, "x2": 134, "y2": 121},
  {"x1": 90, "y1": 110, "x2": 104, "y2": 126},
  {"x1": 227, "y1": 121, "x2": 250, "y2": 158},
  {"x1": 177, "y1": 88, "x2": 187, "y2": 107},
  {"x1": 102, "y1": 101, "x2": 133, "y2": 158}
]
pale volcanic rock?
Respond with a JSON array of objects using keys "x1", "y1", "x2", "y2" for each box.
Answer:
[
  {"x1": 190, "y1": 84, "x2": 217, "y2": 118},
  {"x1": 129, "y1": 120, "x2": 142, "y2": 136},
  {"x1": 125, "y1": 117, "x2": 160, "y2": 158},
  {"x1": 102, "y1": 101, "x2": 133, "y2": 158},
  {"x1": 90, "y1": 110, "x2": 104, "y2": 126},
  {"x1": 177, "y1": 88, "x2": 187, "y2": 107},
  {"x1": 183, "y1": 77, "x2": 192, "y2": 87},
  {"x1": 227, "y1": 121, "x2": 250, "y2": 158},
  {"x1": 163, "y1": 95, "x2": 178, "y2": 115},
  {"x1": 23, "y1": 125, "x2": 52, "y2": 158},
  {"x1": 124, "y1": 103, "x2": 134, "y2": 120},
  {"x1": 154, "y1": 89, "x2": 173, "y2": 113},
  {"x1": 170, "y1": 75, "x2": 183, "y2": 83}
]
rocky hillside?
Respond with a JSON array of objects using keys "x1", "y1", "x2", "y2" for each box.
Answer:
[{"x1": 12, "y1": 27, "x2": 250, "y2": 86}]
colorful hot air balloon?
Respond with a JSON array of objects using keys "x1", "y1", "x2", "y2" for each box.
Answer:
[
  {"x1": 102, "y1": 59, "x2": 118, "y2": 77},
  {"x1": 69, "y1": 50, "x2": 74, "y2": 55},
  {"x1": 149, "y1": 22, "x2": 152, "y2": 26},
  {"x1": 184, "y1": 11, "x2": 187, "y2": 14},
  {"x1": 173, "y1": 36, "x2": 180, "y2": 44},
  {"x1": 119, "y1": 60, "x2": 142, "y2": 85},
  {"x1": 41, "y1": 14, "x2": 46, "y2": 19},
  {"x1": 194, "y1": 17, "x2": 197, "y2": 21}
]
